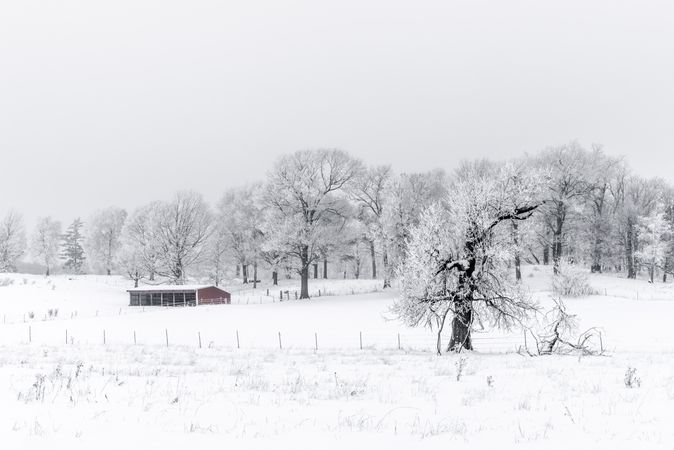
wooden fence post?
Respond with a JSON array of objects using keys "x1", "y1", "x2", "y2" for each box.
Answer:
[
  {"x1": 278, "y1": 331, "x2": 283, "y2": 350},
  {"x1": 103, "y1": 329, "x2": 106, "y2": 345},
  {"x1": 236, "y1": 330, "x2": 240, "y2": 349},
  {"x1": 359, "y1": 331, "x2": 363, "y2": 350},
  {"x1": 398, "y1": 333, "x2": 401, "y2": 350},
  {"x1": 28, "y1": 325, "x2": 31, "y2": 343},
  {"x1": 165, "y1": 329, "x2": 169, "y2": 347},
  {"x1": 314, "y1": 332, "x2": 318, "y2": 351},
  {"x1": 133, "y1": 330, "x2": 137, "y2": 345},
  {"x1": 65, "y1": 329, "x2": 68, "y2": 344},
  {"x1": 198, "y1": 331, "x2": 202, "y2": 349}
]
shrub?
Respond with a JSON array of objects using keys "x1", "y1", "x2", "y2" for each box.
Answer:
[
  {"x1": 552, "y1": 258, "x2": 596, "y2": 297},
  {"x1": 624, "y1": 367, "x2": 641, "y2": 388}
]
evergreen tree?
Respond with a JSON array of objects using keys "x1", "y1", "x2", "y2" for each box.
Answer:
[{"x1": 61, "y1": 218, "x2": 86, "y2": 273}]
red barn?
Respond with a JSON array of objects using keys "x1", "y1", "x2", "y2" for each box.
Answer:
[{"x1": 127, "y1": 285, "x2": 231, "y2": 307}]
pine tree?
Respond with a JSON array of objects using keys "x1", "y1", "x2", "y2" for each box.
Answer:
[{"x1": 61, "y1": 218, "x2": 86, "y2": 273}]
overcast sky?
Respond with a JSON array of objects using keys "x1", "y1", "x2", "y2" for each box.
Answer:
[{"x1": 1, "y1": 0, "x2": 673, "y2": 227}]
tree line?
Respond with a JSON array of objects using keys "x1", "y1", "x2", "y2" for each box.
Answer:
[{"x1": 1, "y1": 142, "x2": 672, "y2": 301}]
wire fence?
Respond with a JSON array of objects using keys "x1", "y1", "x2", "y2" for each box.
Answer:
[{"x1": 0, "y1": 322, "x2": 527, "y2": 353}]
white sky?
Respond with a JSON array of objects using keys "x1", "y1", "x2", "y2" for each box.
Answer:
[{"x1": 1, "y1": 0, "x2": 673, "y2": 227}]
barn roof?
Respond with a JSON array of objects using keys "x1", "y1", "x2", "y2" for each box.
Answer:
[{"x1": 127, "y1": 285, "x2": 222, "y2": 292}]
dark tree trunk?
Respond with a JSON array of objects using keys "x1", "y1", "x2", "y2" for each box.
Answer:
[
  {"x1": 300, "y1": 246, "x2": 310, "y2": 299},
  {"x1": 552, "y1": 206, "x2": 564, "y2": 274},
  {"x1": 382, "y1": 248, "x2": 391, "y2": 288},
  {"x1": 272, "y1": 270, "x2": 278, "y2": 285},
  {"x1": 649, "y1": 263, "x2": 655, "y2": 283},
  {"x1": 626, "y1": 217, "x2": 636, "y2": 279},
  {"x1": 149, "y1": 270, "x2": 155, "y2": 281},
  {"x1": 448, "y1": 251, "x2": 476, "y2": 352},
  {"x1": 543, "y1": 245, "x2": 549, "y2": 265},
  {"x1": 370, "y1": 240, "x2": 377, "y2": 279},
  {"x1": 512, "y1": 221, "x2": 521, "y2": 281},
  {"x1": 323, "y1": 258, "x2": 328, "y2": 279},
  {"x1": 107, "y1": 268, "x2": 111, "y2": 276},
  {"x1": 313, "y1": 263, "x2": 318, "y2": 279},
  {"x1": 45, "y1": 266, "x2": 50, "y2": 277},
  {"x1": 448, "y1": 299, "x2": 473, "y2": 352},
  {"x1": 236, "y1": 265, "x2": 240, "y2": 276},
  {"x1": 253, "y1": 263, "x2": 258, "y2": 289},
  {"x1": 242, "y1": 264, "x2": 248, "y2": 284}
]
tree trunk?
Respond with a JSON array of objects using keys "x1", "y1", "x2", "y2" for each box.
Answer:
[
  {"x1": 134, "y1": 277, "x2": 139, "y2": 288},
  {"x1": 626, "y1": 217, "x2": 636, "y2": 279},
  {"x1": 242, "y1": 264, "x2": 248, "y2": 284},
  {"x1": 552, "y1": 206, "x2": 564, "y2": 274},
  {"x1": 512, "y1": 221, "x2": 521, "y2": 281},
  {"x1": 45, "y1": 266, "x2": 50, "y2": 277},
  {"x1": 107, "y1": 268, "x2": 111, "y2": 276},
  {"x1": 382, "y1": 248, "x2": 391, "y2": 288},
  {"x1": 253, "y1": 263, "x2": 258, "y2": 289},
  {"x1": 313, "y1": 263, "x2": 318, "y2": 279},
  {"x1": 542, "y1": 245, "x2": 549, "y2": 265},
  {"x1": 299, "y1": 246, "x2": 310, "y2": 299},
  {"x1": 448, "y1": 300, "x2": 473, "y2": 352},
  {"x1": 236, "y1": 265, "x2": 240, "y2": 276},
  {"x1": 323, "y1": 258, "x2": 328, "y2": 279},
  {"x1": 272, "y1": 270, "x2": 278, "y2": 285},
  {"x1": 649, "y1": 262, "x2": 655, "y2": 283},
  {"x1": 370, "y1": 240, "x2": 377, "y2": 279}
]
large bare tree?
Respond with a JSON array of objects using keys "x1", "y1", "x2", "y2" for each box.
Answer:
[
  {"x1": 394, "y1": 161, "x2": 545, "y2": 353},
  {"x1": 263, "y1": 149, "x2": 360, "y2": 299},
  {"x1": 0, "y1": 210, "x2": 26, "y2": 272},
  {"x1": 31, "y1": 217, "x2": 61, "y2": 276}
]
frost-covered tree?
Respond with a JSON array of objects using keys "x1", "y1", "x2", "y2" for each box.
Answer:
[
  {"x1": 383, "y1": 169, "x2": 446, "y2": 283},
  {"x1": 348, "y1": 165, "x2": 392, "y2": 286},
  {"x1": 217, "y1": 183, "x2": 264, "y2": 285},
  {"x1": 635, "y1": 204, "x2": 672, "y2": 283},
  {"x1": 537, "y1": 142, "x2": 595, "y2": 273},
  {"x1": 263, "y1": 149, "x2": 360, "y2": 299},
  {"x1": 206, "y1": 221, "x2": 231, "y2": 287},
  {"x1": 0, "y1": 210, "x2": 27, "y2": 272},
  {"x1": 393, "y1": 161, "x2": 544, "y2": 353},
  {"x1": 120, "y1": 202, "x2": 163, "y2": 282},
  {"x1": 116, "y1": 242, "x2": 146, "y2": 288},
  {"x1": 60, "y1": 218, "x2": 86, "y2": 273},
  {"x1": 154, "y1": 191, "x2": 213, "y2": 284},
  {"x1": 85, "y1": 207, "x2": 127, "y2": 275},
  {"x1": 31, "y1": 217, "x2": 62, "y2": 276}
]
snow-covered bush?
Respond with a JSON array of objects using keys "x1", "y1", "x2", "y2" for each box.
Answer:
[
  {"x1": 0, "y1": 277, "x2": 14, "y2": 287},
  {"x1": 552, "y1": 258, "x2": 596, "y2": 297},
  {"x1": 624, "y1": 367, "x2": 641, "y2": 388}
]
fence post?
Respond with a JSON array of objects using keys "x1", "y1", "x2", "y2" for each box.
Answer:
[
  {"x1": 198, "y1": 331, "x2": 202, "y2": 349},
  {"x1": 66, "y1": 329, "x2": 68, "y2": 344},
  {"x1": 165, "y1": 329, "x2": 169, "y2": 347},
  {"x1": 359, "y1": 331, "x2": 363, "y2": 350},
  {"x1": 266, "y1": 289, "x2": 269, "y2": 296},
  {"x1": 398, "y1": 333, "x2": 401, "y2": 350},
  {"x1": 133, "y1": 330, "x2": 137, "y2": 345},
  {"x1": 278, "y1": 331, "x2": 283, "y2": 350},
  {"x1": 103, "y1": 329, "x2": 106, "y2": 345},
  {"x1": 280, "y1": 290, "x2": 282, "y2": 300},
  {"x1": 314, "y1": 332, "x2": 318, "y2": 351},
  {"x1": 236, "y1": 330, "x2": 240, "y2": 349},
  {"x1": 294, "y1": 291, "x2": 298, "y2": 300}
]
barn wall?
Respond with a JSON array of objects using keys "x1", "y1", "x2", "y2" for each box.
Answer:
[{"x1": 197, "y1": 286, "x2": 231, "y2": 304}]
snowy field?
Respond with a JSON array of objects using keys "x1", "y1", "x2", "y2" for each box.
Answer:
[{"x1": 1, "y1": 266, "x2": 674, "y2": 448}]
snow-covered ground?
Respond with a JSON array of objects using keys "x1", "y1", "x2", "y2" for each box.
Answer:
[{"x1": 1, "y1": 266, "x2": 673, "y2": 449}]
